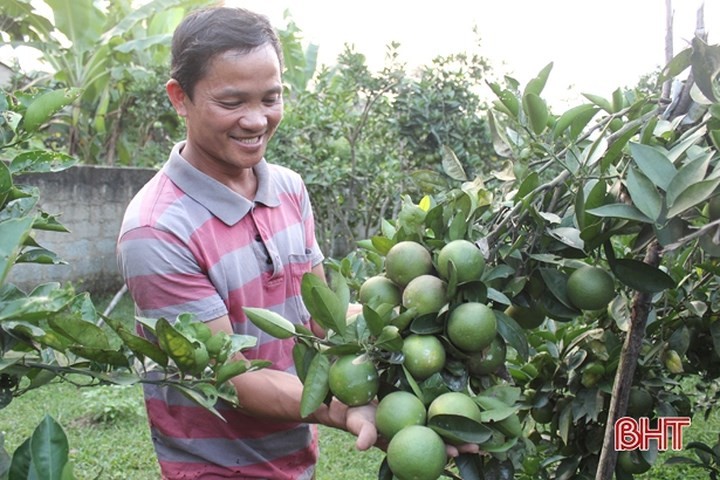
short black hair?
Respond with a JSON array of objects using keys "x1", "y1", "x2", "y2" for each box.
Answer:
[{"x1": 170, "y1": 7, "x2": 283, "y2": 100}]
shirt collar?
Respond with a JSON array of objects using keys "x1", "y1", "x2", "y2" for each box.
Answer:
[{"x1": 163, "y1": 142, "x2": 281, "y2": 226}]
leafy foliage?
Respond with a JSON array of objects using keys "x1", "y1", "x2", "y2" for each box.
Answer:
[
  {"x1": 271, "y1": 43, "x2": 496, "y2": 258},
  {"x1": 250, "y1": 34, "x2": 720, "y2": 479}
]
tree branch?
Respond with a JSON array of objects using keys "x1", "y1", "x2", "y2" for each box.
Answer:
[{"x1": 595, "y1": 240, "x2": 661, "y2": 480}]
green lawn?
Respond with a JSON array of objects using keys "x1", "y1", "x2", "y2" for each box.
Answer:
[{"x1": 0, "y1": 292, "x2": 715, "y2": 479}]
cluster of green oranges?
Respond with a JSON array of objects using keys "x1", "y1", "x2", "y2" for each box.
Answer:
[{"x1": 342, "y1": 239, "x2": 520, "y2": 479}]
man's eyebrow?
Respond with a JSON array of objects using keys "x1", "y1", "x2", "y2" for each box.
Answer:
[{"x1": 214, "y1": 85, "x2": 283, "y2": 97}]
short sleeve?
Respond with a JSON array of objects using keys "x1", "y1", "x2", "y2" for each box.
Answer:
[{"x1": 117, "y1": 225, "x2": 228, "y2": 323}]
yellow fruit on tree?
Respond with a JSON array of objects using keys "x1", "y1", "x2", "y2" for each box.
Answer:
[
  {"x1": 375, "y1": 391, "x2": 427, "y2": 440},
  {"x1": 402, "y1": 274, "x2": 448, "y2": 316},
  {"x1": 436, "y1": 239, "x2": 485, "y2": 283},
  {"x1": 385, "y1": 241, "x2": 433, "y2": 287},
  {"x1": 328, "y1": 354, "x2": 379, "y2": 406},
  {"x1": 566, "y1": 266, "x2": 615, "y2": 311},
  {"x1": 447, "y1": 302, "x2": 497, "y2": 353},
  {"x1": 386, "y1": 425, "x2": 447, "y2": 480}
]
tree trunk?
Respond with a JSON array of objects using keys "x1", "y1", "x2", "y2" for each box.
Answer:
[{"x1": 595, "y1": 241, "x2": 661, "y2": 480}]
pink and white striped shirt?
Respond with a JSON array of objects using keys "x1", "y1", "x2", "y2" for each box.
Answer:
[{"x1": 117, "y1": 142, "x2": 324, "y2": 479}]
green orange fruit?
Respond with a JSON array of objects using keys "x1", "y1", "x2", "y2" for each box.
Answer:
[
  {"x1": 328, "y1": 354, "x2": 379, "y2": 406},
  {"x1": 402, "y1": 274, "x2": 447, "y2": 316},
  {"x1": 402, "y1": 334, "x2": 446, "y2": 380},
  {"x1": 359, "y1": 275, "x2": 402, "y2": 307},
  {"x1": 447, "y1": 302, "x2": 497, "y2": 352},
  {"x1": 385, "y1": 241, "x2": 433, "y2": 287},
  {"x1": 436, "y1": 239, "x2": 485, "y2": 283},
  {"x1": 566, "y1": 266, "x2": 615, "y2": 311},
  {"x1": 386, "y1": 425, "x2": 447, "y2": 480},
  {"x1": 375, "y1": 391, "x2": 427, "y2": 440}
]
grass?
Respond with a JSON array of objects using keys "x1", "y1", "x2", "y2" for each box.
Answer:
[{"x1": 0, "y1": 292, "x2": 717, "y2": 479}]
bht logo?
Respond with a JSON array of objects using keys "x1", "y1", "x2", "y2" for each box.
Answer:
[{"x1": 614, "y1": 417, "x2": 692, "y2": 451}]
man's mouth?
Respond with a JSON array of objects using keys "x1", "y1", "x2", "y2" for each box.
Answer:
[{"x1": 234, "y1": 135, "x2": 263, "y2": 145}]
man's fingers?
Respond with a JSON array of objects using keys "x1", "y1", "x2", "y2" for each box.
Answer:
[
  {"x1": 354, "y1": 423, "x2": 377, "y2": 451},
  {"x1": 446, "y1": 443, "x2": 481, "y2": 457}
]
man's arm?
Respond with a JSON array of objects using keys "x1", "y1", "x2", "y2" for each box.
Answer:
[{"x1": 206, "y1": 313, "x2": 377, "y2": 451}]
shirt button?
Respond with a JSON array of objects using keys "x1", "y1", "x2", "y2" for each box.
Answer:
[
  {"x1": 255, "y1": 234, "x2": 262, "y2": 241},
  {"x1": 266, "y1": 257, "x2": 273, "y2": 265}
]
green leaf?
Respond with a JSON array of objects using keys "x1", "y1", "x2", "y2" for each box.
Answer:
[
  {"x1": 496, "y1": 311, "x2": 529, "y2": 362},
  {"x1": 626, "y1": 167, "x2": 662, "y2": 222},
  {"x1": 67, "y1": 346, "x2": 129, "y2": 367},
  {"x1": 667, "y1": 176, "x2": 720, "y2": 218},
  {"x1": 362, "y1": 304, "x2": 385, "y2": 337},
  {"x1": 29, "y1": 415, "x2": 69, "y2": 480},
  {"x1": 486, "y1": 110, "x2": 513, "y2": 158},
  {"x1": 107, "y1": 319, "x2": 169, "y2": 367},
  {"x1": 487, "y1": 81, "x2": 520, "y2": 117},
  {"x1": 629, "y1": 143, "x2": 677, "y2": 191},
  {"x1": 514, "y1": 172, "x2": 539, "y2": 203},
  {"x1": 16, "y1": 247, "x2": 64, "y2": 265},
  {"x1": 292, "y1": 342, "x2": 315, "y2": 383},
  {"x1": 47, "y1": 316, "x2": 111, "y2": 349},
  {"x1": 523, "y1": 62, "x2": 553, "y2": 97},
  {"x1": 581, "y1": 93, "x2": 613, "y2": 113},
  {"x1": 215, "y1": 359, "x2": 254, "y2": 385},
  {"x1": 155, "y1": 318, "x2": 196, "y2": 374},
  {"x1": 328, "y1": 271, "x2": 350, "y2": 312},
  {"x1": 601, "y1": 123, "x2": 642, "y2": 170},
  {"x1": 610, "y1": 259, "x2": 675, "y2": 293},
  {"x1": 0, "y1": 217, "x2": 34, "y2": 285},
  {"x1": 9, "y1": 150, "x2": 78, "y2": 175},
  {"x1": 410, "y1": 169, "x2": 450, "y2": 194},
  {"x1": 9, "y1": 436, "x2": 32, "y2": 479},
  {"x1": 45, "y1": 0, "x2": 105, "y2": 47},
  {"x1": 523, "y1": 93, "x2": 548, "y2": 135},
  {"x1": 427, "y1": 414, "x2": 493, "y2": 444},
  {"x1": 690, "y1": 36, "x2": 720, "y2": 102},
  {"x1": 585, "y1": 203, "x2": 653, "y2": 223},
  {"x1": 454, "y1": 453, "x2": 482, "y2": 480},
  {"x1": 301, "y1": 272, "x2": 347, "y2": 336},
  {"x1": 170, "y1": 384, "x2": 225, "y2": 420},
  {"x1": 20, "y1": 88, "x2": 83, "y2": 133},
  {"x1": 300, "y1": 353, "x2": 330, "y2": 418},
  {"x1": 243, "y1": 307, "x2": 296, "y2": 340},
  {"x1": 552, "y1": 104, "x2": 599, "y2": 139},
  {"x1": 666, "y1": 154, "x2": 711, "y2": 207},
  {"x1": 660, "y1": 47, "x2": 692, "y2": 81},
  {"x1": 441, "y1": 145, "x2": 468, "y2": 181},
  {"x1": 0, "y1": 161, "x2": 11, "y2": 209},
  {"x1": 539, "y1": 268, "x2": 575, "y2": 310}
]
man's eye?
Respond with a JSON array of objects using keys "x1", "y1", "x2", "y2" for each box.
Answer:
[{"x1": 264, "y1": 96, "x2": 281, "y2": 105}]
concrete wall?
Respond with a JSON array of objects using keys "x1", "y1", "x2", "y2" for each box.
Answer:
[{"x1": 8, "y1": 165, "x2": 156, "y2": 295}]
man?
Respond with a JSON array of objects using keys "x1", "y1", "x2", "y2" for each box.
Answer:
[{"x1": 117, "y1": 7, "x2": 376, "y2": 479}]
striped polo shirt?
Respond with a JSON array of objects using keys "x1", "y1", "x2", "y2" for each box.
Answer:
[{"x1": 117, "y1": 142, "x2": 324, "y2": 479}]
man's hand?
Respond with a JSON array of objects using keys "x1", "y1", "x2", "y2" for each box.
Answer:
[
  {"x1": 445, "y1": 442, "x2": 481, "y2": 457},
  {"x1": 344, "y1": 403, "x2": 378, "y2": 451}
]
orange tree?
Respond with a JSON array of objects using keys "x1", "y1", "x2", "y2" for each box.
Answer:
[{"x1": 247, "y1": 34, "x2": 720, "y2": 480}]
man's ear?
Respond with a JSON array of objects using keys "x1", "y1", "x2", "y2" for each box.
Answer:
[{"x1": 166, "y1": 79, "x2": 189, "y2": 117}]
